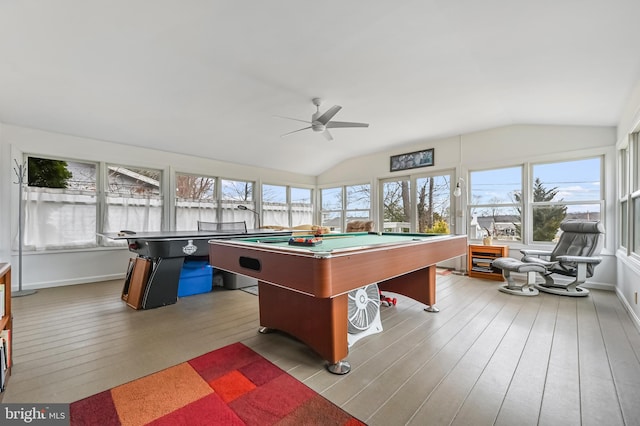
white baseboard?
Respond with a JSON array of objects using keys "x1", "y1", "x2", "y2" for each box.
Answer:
[
  {"x1": 582, "y1": 281, "x2": 616, "y2": 292},
  {"x1": 14, "y1": 273, "x2": 126, "y2": 291},
  {"x1": 617, "y1": 287, "x2": 640, "y2": 333}
]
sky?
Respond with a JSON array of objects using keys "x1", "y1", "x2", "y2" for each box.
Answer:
[{"x1": 470, "y1": 157, "x2": 601, "y2": 207}]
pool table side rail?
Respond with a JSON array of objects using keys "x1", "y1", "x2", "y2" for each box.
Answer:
[
  {"x1": 208, "y1": 234, "x2": 467, "y2": 298},
  {"x1": 208, "y1": 233, "x2": 456, "y2": 258}
]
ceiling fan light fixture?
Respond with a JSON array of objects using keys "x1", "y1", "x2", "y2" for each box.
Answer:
[{"x1": 279, "y1": 98, "x2": 368, "y2": 140}]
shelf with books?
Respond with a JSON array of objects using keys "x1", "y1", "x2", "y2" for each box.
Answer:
[
  {"x1": 467, "y1": 244, "x2": 508, "y2": 281},
  {"x1": 0, "y1": 263, "x2": 12, "y2": 399}
]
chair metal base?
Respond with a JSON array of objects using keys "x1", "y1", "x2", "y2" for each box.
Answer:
[
  {"x1": 499, "y1": 285, "x2": 539, "y2": 297},
  {"x1": 494, "y1": 267, "x2": 541, "y2": 297},
  {"x1": 534, "y1": 283, "x2": 590, "y2": 297}
]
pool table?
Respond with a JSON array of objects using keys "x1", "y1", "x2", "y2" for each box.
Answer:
[{"x1": 208, "y1": 232, "x2": 467, "y2": 374}]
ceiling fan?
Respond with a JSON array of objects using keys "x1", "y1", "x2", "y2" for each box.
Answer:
[{"x1": 279, "y1": 98, "x2": 369, "y2": 141}]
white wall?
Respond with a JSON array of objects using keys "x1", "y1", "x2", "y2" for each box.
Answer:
[
  {"x1": 0, "y1": 121, "x2": 628, "y2": 308},
  {"x1": 615, "y1": 77, "x2": 640, "y2": 329},
  {"x1": 0, "y1": 124, "x2": 315, "y2": 290},
  {"x1": 319, "y1": 124, "x2": 614, "y2": 184},
  {"x1": 319, "y1": 123, "x2": 618, "y2": 291}
]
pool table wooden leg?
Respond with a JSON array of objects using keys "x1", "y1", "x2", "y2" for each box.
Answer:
[
  {"x1": 257, "y1": 281, "x2": 351, "y2": 374},
  {"x1": 377, "y1": 265, "x2": 439, "y2": 312}
]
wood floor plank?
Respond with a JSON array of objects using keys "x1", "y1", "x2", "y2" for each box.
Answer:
[
  {"x1": 4, "y1": 276, "x2": 640, "y2": 426},
  {"x1": 494, "y1": 293, "x2": 560, "y2": 426},
  {"x1": 450, "y1": 292, "x2": 543, "y2": 425},
  {"x1": 538, "y1": 296, "x2": 582, "y2": 425},
  {"x1": 405, "y1": 293, "x2": 528, "y2": 425},
  {"x1": 365, "y1": 286, "x2": 507, "y2": 424},
  {"x1": 325, "y1": 278, "x2": 498, "y2": 414},
  {"x1": 591, "y1": 290, "x2": 640, "y2": 425},
  {"x1": 577, "y1": 292, "x2": 625, "y2": 426}
]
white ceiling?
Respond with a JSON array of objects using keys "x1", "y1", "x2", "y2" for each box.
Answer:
[{"x1": 1, "y1": 1, "x2": 639, "y2": 175}]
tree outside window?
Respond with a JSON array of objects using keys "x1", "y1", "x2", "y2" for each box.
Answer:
[
  {"x1": 382, "y1": 180, "x2": 410, "y2": 232},
  {"x1": 320, "y1": 185, "x2": 371, "y2": 232},
  {"x1": 222, "y1": 179, "x2": 256, "y2": 226},
  {"x1": 530, "y1": 157, "x2": 601, "y2": 242},
  {"x1": 416, "y1": 175, "x2": 451, "y2": 234},
  {"x1": 24, "y1": 156, "x2": 97, "y2": 250},
  {"x1": 175, "y1": 173, "x2": 216, "y2": 230}
]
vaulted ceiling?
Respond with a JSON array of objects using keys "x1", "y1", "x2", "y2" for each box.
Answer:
[{"x1": 1, "y1": 1, "x2": 639, "y2": 175}]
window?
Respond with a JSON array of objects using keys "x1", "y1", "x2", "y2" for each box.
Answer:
[
  {"x1": 468, "y1": 157, "x2": 604, "y2": 245},
  {"x1": 382, "y1": 179, "x2": 410, "y2": 232},
  {"x1": 416, "y1": 175, "x2": 453, "y2": 234},
  {"x1": 532, "y1": 157, "x2": 602, "y2": 242},
  {"x1": 262, "y1": 184, "x2": 313, "y2": 227},
  {"x1": 469, "y1": 166, "x2": 522, "y2": 242},
  {"x1": 632, "y1": 133, "x2": 640, "y2": 256},
  {"x1": 24, "y1": 156, "x2": 98, "y2": 250},
  {"x1": 103, "y1": 165, "x2": 163, "y2": 234},
  {"x1": 23, "y1": 156, "x2": 164, "y2": 250},
  {"x1": 222, "y1": 179, "x2": 257, "y2": 227},
  {"x1": 321, "y1": 187, "x2": 343, "y2": 231},
  {"x1": 635, "y1": 133, "x2": 640, "y2": 193},
  {"x1": 346, "y1": 184, "x2": 371, "y2": 221},
  {"x1": 634, "y1": 197, "x2": 640, "y2": 255},
  {"x1": 619, "y1": 147, "x2": 629, "y2": 249},
  {"x1": 290, "y1": 187, "x2": 313, "y2": 227},
  {"x1": 175, "y1": 173, "x2": 216, "y2": 231},
  {"x1": 263, "y1": 184, "x2": 287, "y2": 226},
  {"x1": 320, "y1": 184, "x2": 371, "y2": 232},
  {"x1": 381, "y1": 172, "x2": 454, "y2": 234}
]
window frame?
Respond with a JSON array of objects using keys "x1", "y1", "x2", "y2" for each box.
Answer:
[
  {"x1": 630, "y1": 133, "x2": 640, "y2": 259},
  {"x1": 22, "y1": 154, "x2": 100, "y2": 250},
  {"x1": 467, "y1": 165, "x2": 524, "y2": 243},
  {"x1": 467, "y1": 156, "x2": 605, "y2": 246},
  {"x1": 529, "y1": 156, "x2": 603, "y2": 244},
  {"x1": 262, "y1": 183, "x2": 314, "y2": 228},
  {"x1": 104, "y1": 163, "x2": 164, "y2": 235},
  {"x1": 174, "y1": 171, "x2": 217, "y2": 231},
  {"x1": 320, "y1": 183, "x2": 372, "y2": 232}
]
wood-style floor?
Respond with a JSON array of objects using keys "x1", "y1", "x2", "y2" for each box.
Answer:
[{"x1": 4, "y1": 273, "x2": 640, "y2": 426}]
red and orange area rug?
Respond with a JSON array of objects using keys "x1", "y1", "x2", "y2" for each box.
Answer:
[{"x1": 70, "y1": 342, "x2": 365, "y2": 425}]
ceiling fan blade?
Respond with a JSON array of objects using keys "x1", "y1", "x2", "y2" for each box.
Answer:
[
  {"x1": 322, "y1": 129, "x2": 334, "y2": 141},
  {"x1": 326, "y1": 121, "x2": 369, "y2": 129},
  {"x1": 316, "y1": 105, "x2": 342, "y2": 125},
  {"x1": 281, "y1": 126, "x2": 312, "y2": 137},
  {"x1": 274, "y1": 115, "x2": 311, "y2": 124}
]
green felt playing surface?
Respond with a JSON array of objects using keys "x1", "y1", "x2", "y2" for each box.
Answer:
[{"x1": 235, "y1": 232, "x2": 444, "y2": 252}]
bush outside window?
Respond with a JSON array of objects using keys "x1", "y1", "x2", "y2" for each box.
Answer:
[{"x1": 24, "y1": 157, "x2": 98, "y2": 250}]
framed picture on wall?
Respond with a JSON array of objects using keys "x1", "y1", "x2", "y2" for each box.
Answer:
[{"x1": 390, "y1": 148, "x2": 434, "y2": 172}]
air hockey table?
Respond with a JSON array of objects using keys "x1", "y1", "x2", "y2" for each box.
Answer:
[{"x1": 101, "y1": 229, "x2": 292, "y2": 310}]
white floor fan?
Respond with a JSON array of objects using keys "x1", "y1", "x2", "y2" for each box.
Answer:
[{"x1": 347, "y1": 283, "x2": 383, "y2": 347}]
